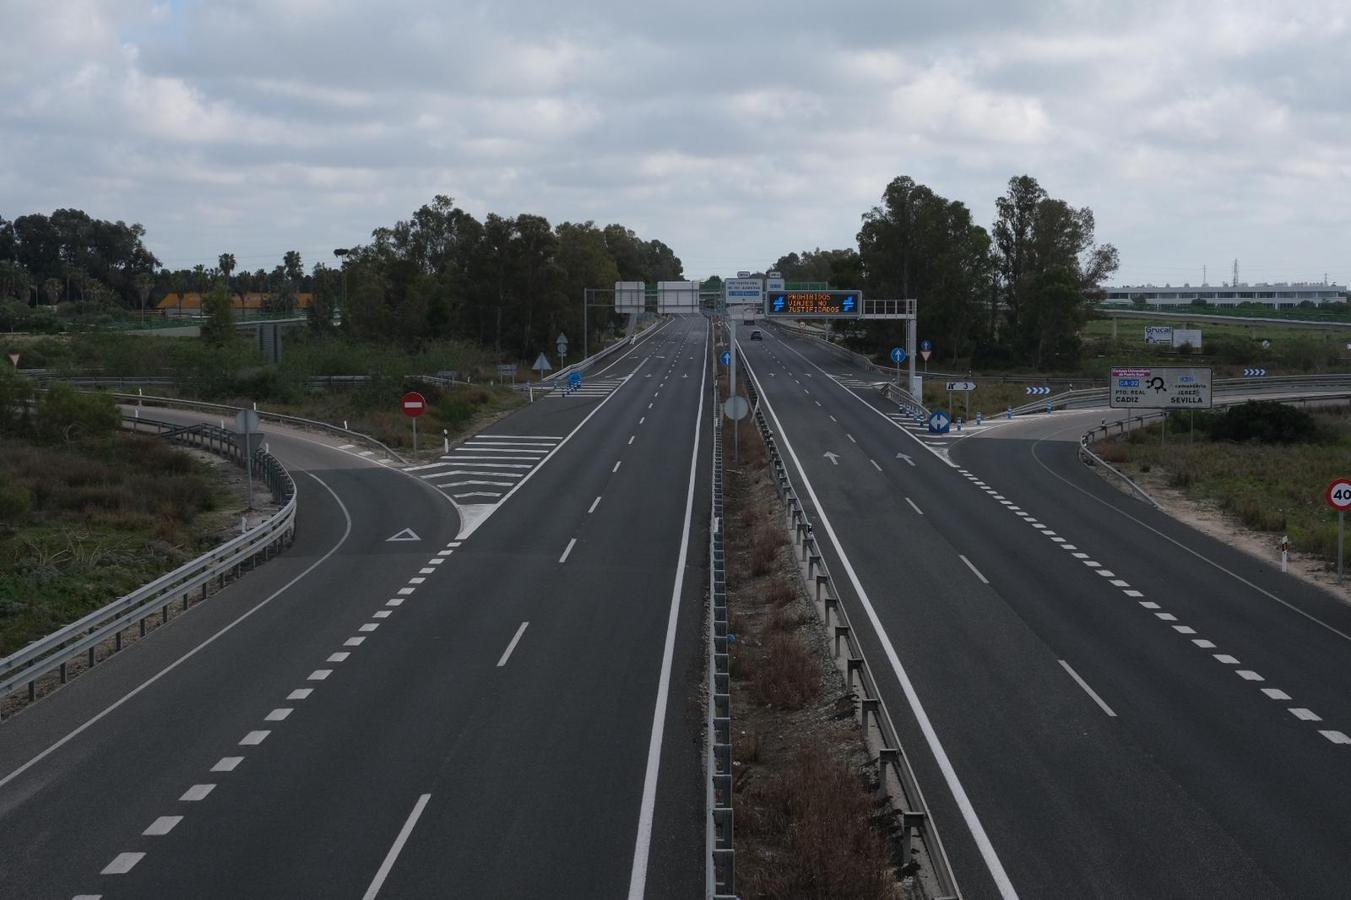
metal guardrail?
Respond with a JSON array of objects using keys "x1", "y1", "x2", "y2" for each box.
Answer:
[
  {"x1": 541, "y1": 318, "x2": 665, "y2": 386},
  {"x1": 106, "y1": 392, "x2": 406, "y2": 464},
  {"x1": 23, "y1": 372, "x2": 472, "y2": 391},
  {"x1": 742, "y1": 369, "x2": 959, "y2": 900},
  {"x1": 0, "y1": 416, "x2": 297, "y2": 712},
  {"x1": 705, "y1": 398, "x2": 736, "y2": 898}
]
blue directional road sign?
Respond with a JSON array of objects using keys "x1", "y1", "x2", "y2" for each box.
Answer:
[
  {"x1": 890, "y1": 347, "x2": 907, "y2": 364},
  {"x1": 927, "y1": 410, "x2": 951, "y2": 434},
  {"x1": 720, "y1": 351, "x2": 732, "y2": 366},
  {"x1": 919, "y1": 339, "x2": 932, "y2": 353},
  {"x1": 1243, "y1": 368, "x2": 1267, "y2": 377},
  {"x1": 772, "y1": 296, "x2": 786, "y2": 313},
  {"x1": 568, "y1": 371, "x2": 583, "y2": 388},
  {"x1": 842, "y1": 295, "x2": 857, "y2": 314}
]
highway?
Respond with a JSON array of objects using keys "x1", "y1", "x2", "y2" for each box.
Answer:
[
  {"x1": 737, "y1": 323, "x2": 1351, "y2": 899},
  {"x1": 0, "y1": 315, "x2": 712, "y2": 898}
]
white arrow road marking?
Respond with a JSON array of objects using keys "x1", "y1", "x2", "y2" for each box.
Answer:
[
  {"x1": 823, "y1": 451, "x2": 840, "y2": 465},
  {"x1": 896, "y1": 452, "x2": 915, "y2": 466}
]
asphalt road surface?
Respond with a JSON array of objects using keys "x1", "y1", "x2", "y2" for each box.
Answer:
[
  {"x1": 737, "y1": 323, "x2": 1351, "y2": 900},
  {"x1": 0, "y1": 315, "x2": 712, "y2": 899}
]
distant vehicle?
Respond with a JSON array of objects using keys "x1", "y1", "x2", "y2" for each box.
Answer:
[
  {"x1": 750, "y1": 329, "x2": 763, "y2": 341},
  {"x1": 744, "y1": 318, "x2": 755, "y2": 325}
]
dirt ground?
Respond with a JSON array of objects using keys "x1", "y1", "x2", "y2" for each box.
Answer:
[{"x1": 1095, "y1": 455, "x2": 1351, "y2": 606}]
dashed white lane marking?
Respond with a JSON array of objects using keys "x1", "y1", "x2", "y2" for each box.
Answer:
[
  {"x1": 211, "y1": 757, "x2": 243, "y2": 772},
  {"x1": 418, "y1": 568, "x2": 435, "y2": 575},
  {"x1": 1155, "y1": 613, "x2": 1177, "y2": 622},
  {"x1": 308, "y1": 669, "x2": 332, "y2": 681},
  {"x1": 328, "y1": 652, "x2": 350, "y2": 662},
  {"x1": 1262, "y1": 688, "x2": 1291, "y2": 700},
  {"x1": 239, "y1": 730, "x2": 270, "y2": 746},
  {"x1": 1236, "y1": 670, "x2": 1264, "y2": 682},
  {"x1": 1290, "y1": 708, "x2": 1323, "y2": 721},
  {"x1": 362, "y1": 794, "x2": 432, "y2": 900},
  {"x1": 266, "y1": 708, "x2": 293, "y2": 721},
  {"x1": 143, "y1": 815, "x2": 183, "y2": 837},
  {"x1": 1123, "y1": 589, "x2": 1144, "y2": 598},
  {"x1": 408, "y1": 577, "x2": 425, "y2": 585},
  {"x1": 496, "y1": 622, "x2": 530, "y2": 667},
  {"x1": 1058, "y1": 659, "x2": 1118, "y2": 717},
  {"x1": 628, "y1": 435, "x2": 636, "y2": 445},
  {"x1": 101, "y1": 853, "x2": 145, "y2": 875},
  {"x1": 847, "y1": 433, "x2": 856, "y2": 443},
  {"x1": 1319, "y1": 730, "x2": 1351, "y2": 744},
  {"x1": 428, "y1": 558, "x2": 445, "y2": 565},
  {"x1": 613, "y1": 460, "x2": 623, "y2": 473},
  {"x1": 373, "y1": 610, "x2": 391, "y2": 619},
  {"x1": 829, "y1": 415, "x2": 837, "y2": 422},
  {"x1": 1193, "y1": 639, "x2": 1217, "y2": 649},
  {"x1": 73, "y1": 893, "x2": 102, "y2": 899},
  {"x1": 386, "y1": 599, "x2": 403, "y2": 607},
  {"x1": 397, "y1": 587, "x2": 415, "y2": 596},
  {"x1": 1172, "y1": 625, "x2": 1197, "y2": 635},
  {"x1": 288, "y1": 688, "x2": 313, "y2": 700},
  {"x1": 436, "y1": 549, "x2": 453, "y2": 556},
  {"x1": 870, "y1": 459, "x2": 882, "y2": 472},
  {"x1": 180, "y1": 784, "x2": 215, "y2": 801},
  {"x1": 639, "y1": 417, "x2": 646, "y2": 425},
  {"x1": 560, "y1": 538, "x2": 578, "y2": 564},
  {"x1": 359, "y1": 623, "x2": 379, "y2": 632},
  {"x1": 958, "y1": 554, "x2": 989, "y2": 584},
  {"x1": 589, "y1": 496, "x2": 602, "y2": 514},
  {"x1": 1214, "y1": 655, "x2": 1239, "y2": 665},
  {"x1": 905, "y1": 498, "x2": 924, "y2": 516}
]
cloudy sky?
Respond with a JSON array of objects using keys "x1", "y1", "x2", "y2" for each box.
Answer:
[{"x1": 3, "y1": 0, "x2": 1348, "y2": 286}]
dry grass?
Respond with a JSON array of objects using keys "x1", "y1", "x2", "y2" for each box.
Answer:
[
  {"x1": 751, "y1": 632, "x2": 819, "y2": 710},
  {"x1": 740, "y1": 745, "x2": 893, "y2": 900}
]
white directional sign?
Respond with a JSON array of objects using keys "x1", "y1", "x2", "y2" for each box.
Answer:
[
  {"x1": 945, "y1": 381, "x2": 976, "y2": 392},
  {"x1": 1110, "y1": 366, "x2": 1213, "y2": 409},
  {"x1": 724, "y1": 278, "x2": 763, "y2": 307}
]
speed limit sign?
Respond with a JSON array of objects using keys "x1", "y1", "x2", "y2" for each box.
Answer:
[{"x1": 1327, "y1": 479, "x2": 1351, "y2": 510}]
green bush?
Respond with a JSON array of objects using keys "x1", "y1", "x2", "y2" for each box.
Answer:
[
  {"x1": 0, "y1": 479, "x2": 31, "y2": 522},
  {"x1": 1210, "y1": 401, "x2": 1319, "y2": 445},
  {"x1": 36, "y1": 383, "x2": 120, "y2": 442}
]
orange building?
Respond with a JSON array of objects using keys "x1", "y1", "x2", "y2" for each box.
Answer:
[{"x1": 156, "y1": 292, "x2": 314, "y2": 317}]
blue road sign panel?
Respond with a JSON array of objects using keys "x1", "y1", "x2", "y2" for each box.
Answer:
[
  {"x1": 927, "y1": 410, "x2": 951, "y2": 434},
  {"x1": 919, "y1": 339, "x2": 932, "y2": 352},
  {"x1": 720, "y1": 351, "x2": 732, "y2": 366},
  {"x1": 890, "y1": 347, "x2": 907, "y2": 364},
  {"x1": 568, "y1": 371, "x2": 583, "y2": 388}
]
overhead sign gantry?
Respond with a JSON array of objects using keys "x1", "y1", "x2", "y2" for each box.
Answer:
[{"x1": 766, "y1": 290, "x2": 862, "y2": 318}]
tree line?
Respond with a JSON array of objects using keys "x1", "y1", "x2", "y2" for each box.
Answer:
[
  {"x1": 770, "y1": 175, "x2": 1119, "y2": 370},
  {"x1": 2, "y1": 199, "x2": 683, "y2": 363}
]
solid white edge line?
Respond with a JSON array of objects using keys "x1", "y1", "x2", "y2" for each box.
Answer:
[
  {"x1": 1058, "y1": 660, "x2": 1119, "y2": 717},
  {"x1": 627, "y1": 317, "x2": 708, "y2": 900},
  {"x1": 361, "y1": 793, "x2": 432, "y2": 900},
  {"x1": 905, "y1": 497, "x2": 925, "y2": 516},
  {"x1": 0, "y1": 472, "x2": 354, "y2": 793},
  {"x1": 740, "y1": 344, "x2": 1017, "y2": 900},
  {"x1": 496, "y1": 622, "x2": 530, "y2": 667},
  {"x1": 559, "y1": 538, "x2": 577, "y2": 564},
  {"x1": 958, "y1": 554, "x2": 990, "y2": 585}
]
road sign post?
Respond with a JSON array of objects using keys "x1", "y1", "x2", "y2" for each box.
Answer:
[
  {"x1": 402, "y1": 391, "x2": 426, "y2": 452},
  {"x1": 890, "y1": 347, "x2": 906, "y2": 387},
  {"x1": 1327, "y1": 479, "x2": 1351, "y2": 582},
  {"x1": 235, "y1": 409, "x2": 260, "y2": 511}
]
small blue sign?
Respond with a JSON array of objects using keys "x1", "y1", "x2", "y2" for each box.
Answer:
[
  {"x1": 890, "y1": 347, "x2": 907, "y2": 364},
  {"x1": 772, "y1": 296, "x2": 786, "y2": 312},
  {"x1": 927, "y1": 410, "x2": 951, "y2": 434},
  {"x1": 919, "y1": 339, "x2": 932, "y2": 352},
  {"x1": 720, "y1": 351, "x2": 731, "y2": 366},
  {"x1": 568, "y1": 371, "x2": 583, "y2": 388},
  {"x1": 842, "y1": 295, "x2": 857, "y2": 313},
  {"x1": 1119, "y1": 378, "x2": 1140, "y2": 388}
]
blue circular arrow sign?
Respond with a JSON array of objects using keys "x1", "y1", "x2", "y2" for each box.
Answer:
[
  {"x1": 890, "y1": 347, "x2": 907, "y2": 364},
  {"x1": 568, "y1": 371, "x2": 583, "y2": 388},
  {"x1": 720, "y1": 351, "x2": 732, "y2": 366},
  {"x1": 919, "y1": 339, "x2": 932, "y2": 352}
]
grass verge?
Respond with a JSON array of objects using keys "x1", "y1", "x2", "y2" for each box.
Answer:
[
  {"x1": 0, "y1": 432, "x2": 238, "y2": 657},
  {"x1": 1095, "y1": 404, "x2": 1351, "y2": 564}
]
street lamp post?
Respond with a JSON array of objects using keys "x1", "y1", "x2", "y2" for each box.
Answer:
[{"x1": 332, "y1": 248, "x2": 350, "y2": 325}]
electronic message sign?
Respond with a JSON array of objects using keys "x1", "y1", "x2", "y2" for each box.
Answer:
[{"x1": 766, "y1": 290, "x2": 862, "y2": 318}]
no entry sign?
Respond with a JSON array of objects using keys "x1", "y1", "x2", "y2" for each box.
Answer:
[{"x1": 402, "y1": 391, "x2": 427, "y2": 418}]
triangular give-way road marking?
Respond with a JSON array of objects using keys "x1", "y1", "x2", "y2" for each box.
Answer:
[{"x1": 386, "y1": 528, "x2": 421, "y2": 542}]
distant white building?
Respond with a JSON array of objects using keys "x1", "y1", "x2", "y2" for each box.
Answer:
[{"x1": 1100, "y1": 282, "x2": 1347, "y2": 308}]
